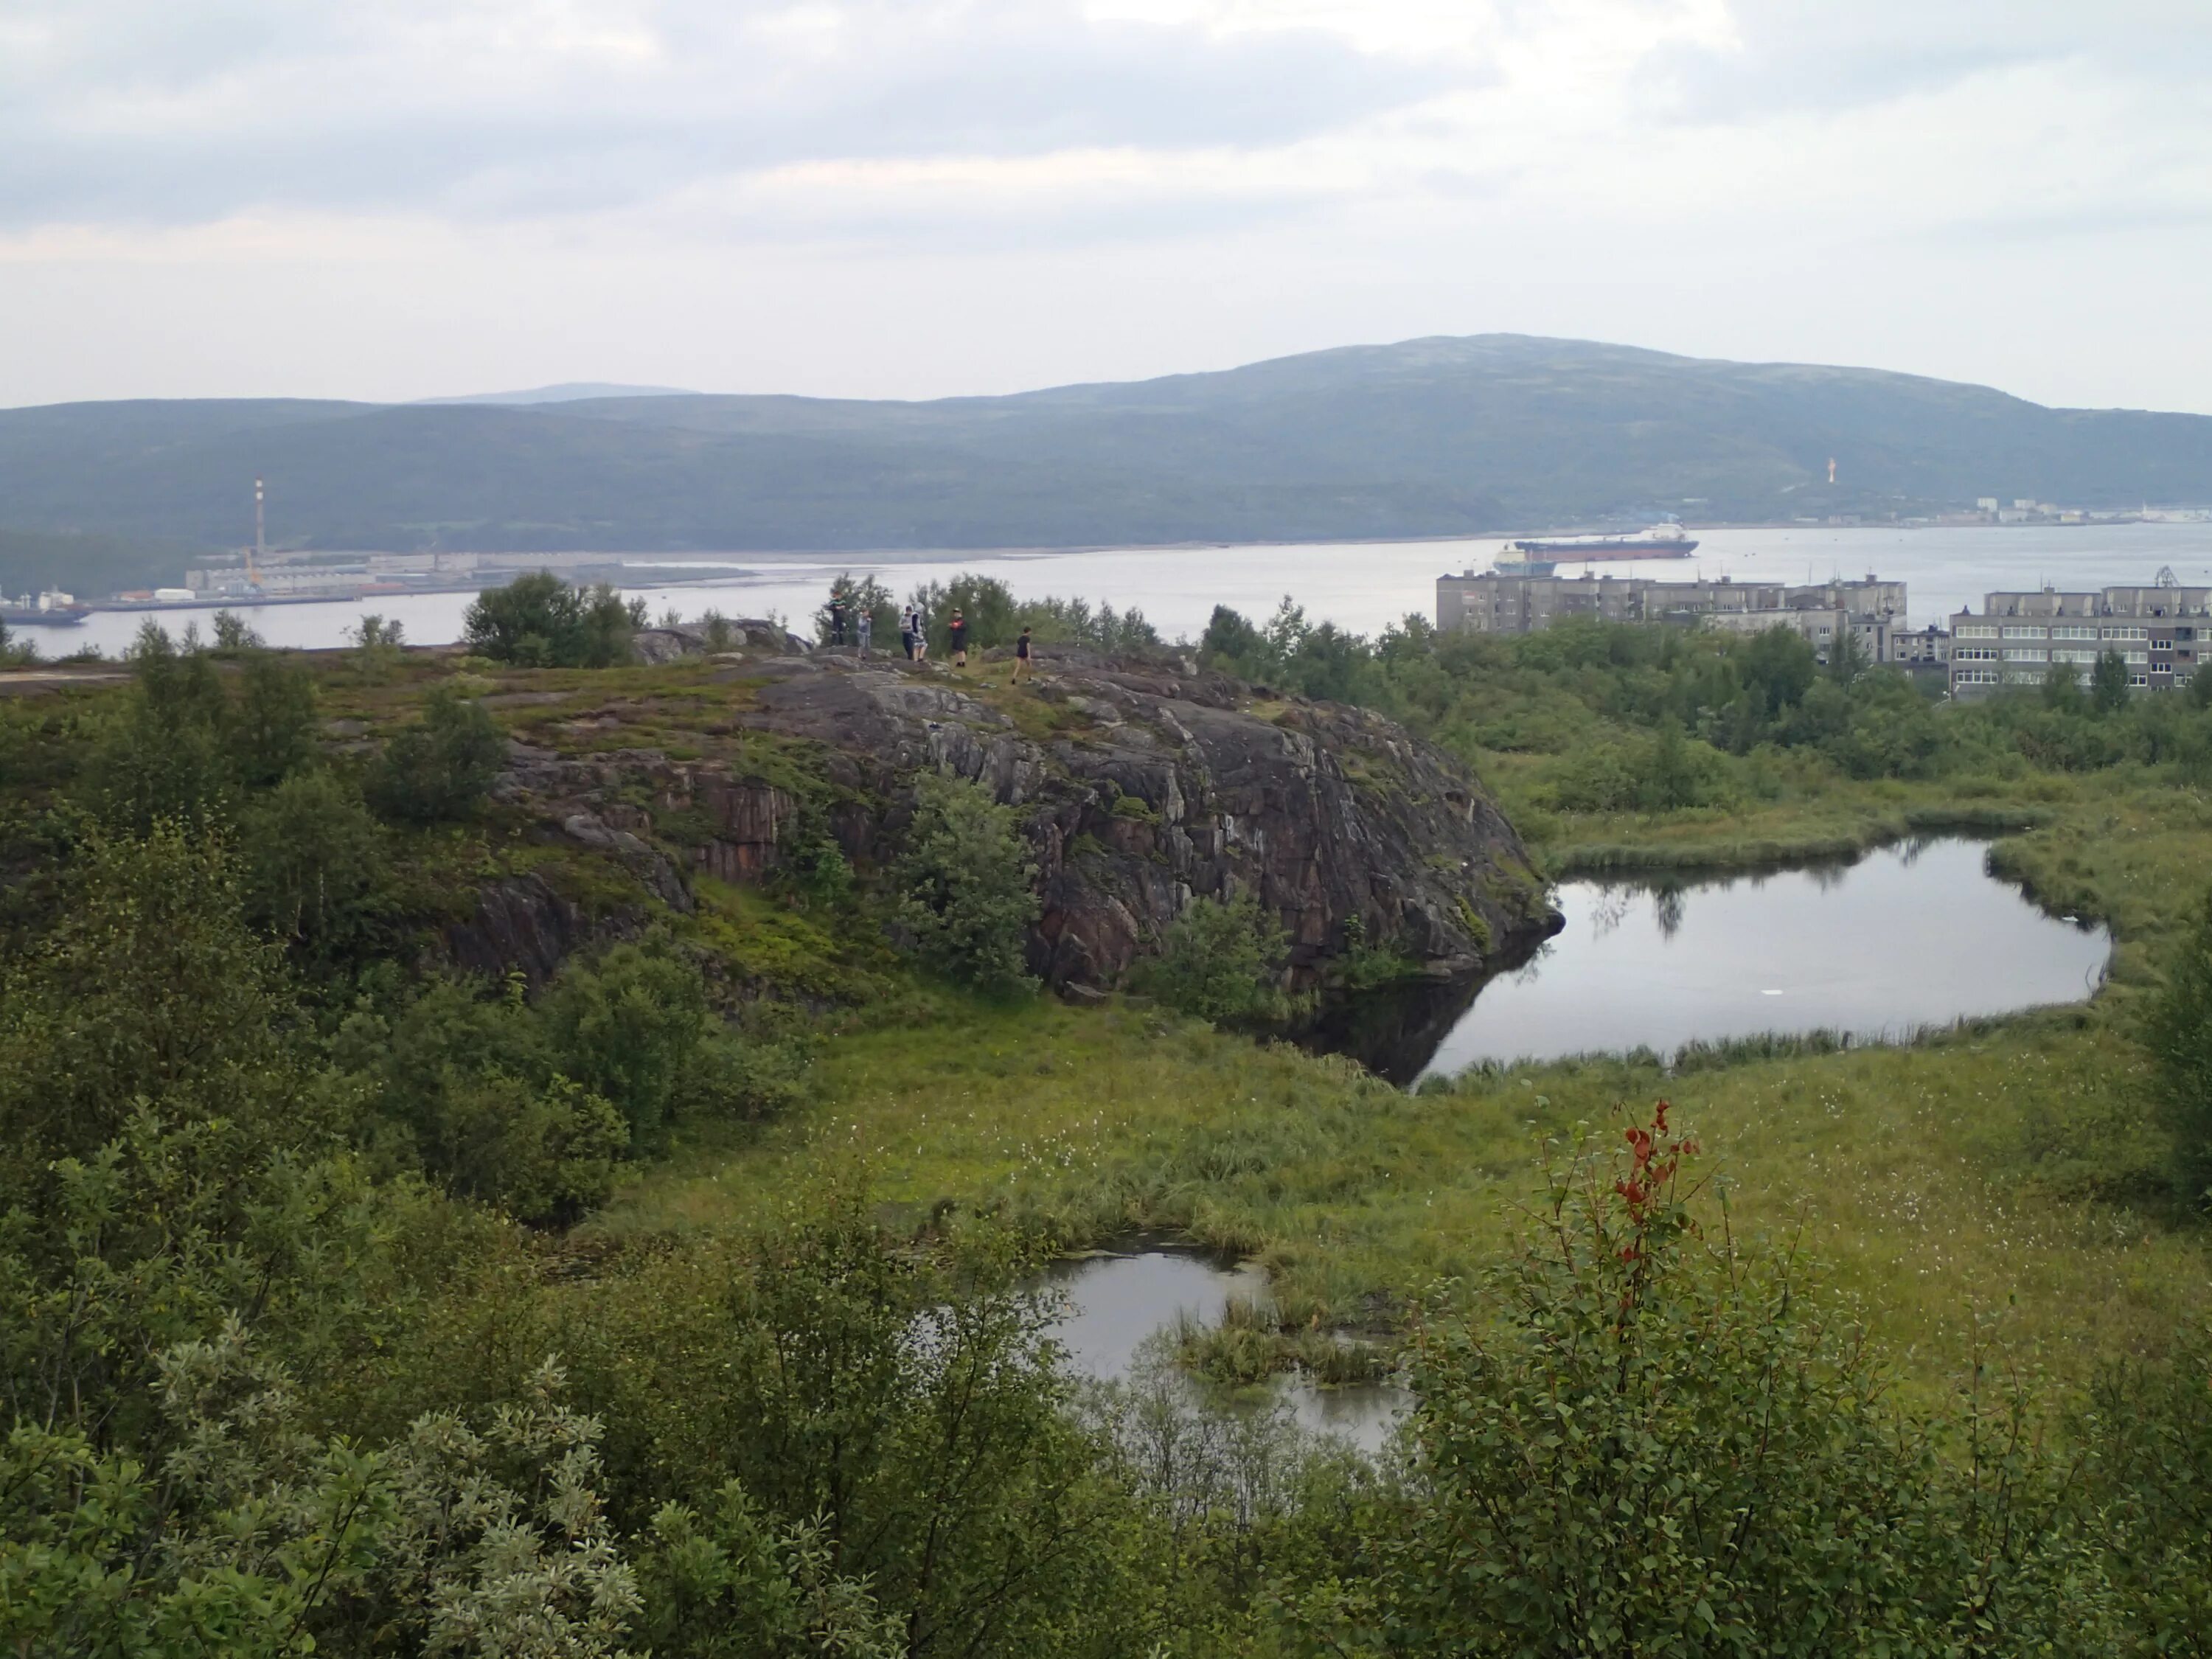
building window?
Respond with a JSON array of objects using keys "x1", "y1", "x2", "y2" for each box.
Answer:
[{"x1": 2002, "y1": 626, "x2": 2048, "y2": 640}]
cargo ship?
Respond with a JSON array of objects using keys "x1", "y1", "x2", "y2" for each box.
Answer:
[
  {"x1": 1489, "y1": 552, "x2": 1557, "y2": 577},
  {"x1": 1509, "y1": 523, "x2": 1698, "y2": 561},
  {"x1": 0, "y1": 589, "x2": 91, "y2": 626}
]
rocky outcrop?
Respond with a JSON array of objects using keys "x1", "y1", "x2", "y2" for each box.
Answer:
[
  {"x1": 483, "y1": 650, "x2": 1557, "y2": 993},
  {"x1": 444, "y1": 874, "x2": 595, "y2": 987},
  {"x1": 631, "y1": 619, "x2": 813, "y2": 664}
]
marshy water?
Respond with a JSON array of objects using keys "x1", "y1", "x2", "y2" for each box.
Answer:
[
  {"x1": 1043, "y1": 1249, "x2": 1410, "y2": 1454},
  {"x1": 1059, "y1": 838, "x2": 2109, "y2": 1425},
  {"x1": 1317, "y1": 836, "x2": 2112, "y2": 1085}
]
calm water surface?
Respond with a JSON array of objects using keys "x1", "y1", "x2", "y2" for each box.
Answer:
[
  {"x1": 41, "y1": 521, "x2": 2212, "y2": 658},
  {"x1": 1045, "y1": 1251, "x2": 1408, "y2": 1454},
  {"x1": 1383, "y1": 838, "x2": 2110, "y2": 1084}
]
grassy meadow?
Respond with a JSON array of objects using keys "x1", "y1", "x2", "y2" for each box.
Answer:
[{"x1": 597, "y1": 758, "x2": 2212, "y2": 1394}]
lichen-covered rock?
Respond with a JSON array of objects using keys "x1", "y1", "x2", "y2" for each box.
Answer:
[{"x1": 479, "y1": 650, "x2": 1556, "y2": 992}]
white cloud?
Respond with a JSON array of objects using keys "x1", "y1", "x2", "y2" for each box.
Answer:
[{"x1": 0, "y1": 0, "x2": 2207, "y2": 411}]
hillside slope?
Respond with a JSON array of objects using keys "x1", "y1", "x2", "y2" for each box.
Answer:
[{"x1": 4, "y1": 335, "x2": 2210, "y2": 590}]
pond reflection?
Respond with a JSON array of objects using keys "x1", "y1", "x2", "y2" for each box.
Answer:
[
  {"x1": 1312, "y1": 838, "x2": 2111, "y2": 1085},
  {"x1": 1042, "y1": 1249, "x2": 1409, "y2": 1455}
]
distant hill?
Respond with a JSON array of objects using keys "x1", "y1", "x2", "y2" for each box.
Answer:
[
  {"x1": 5, "y1": 335, "x2": 2212, "y2": 593},
  {"x1": 414, "y1": 382, "x2": 699, "y2": 406}
]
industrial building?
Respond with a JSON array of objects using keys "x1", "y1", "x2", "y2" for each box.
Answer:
[
  {"x1": 1436, "y1": 569, "x2": 1909, "y2": 664},
  {"x1": 1948, "y1": 575, "x2": 2208, "y2": 698}
]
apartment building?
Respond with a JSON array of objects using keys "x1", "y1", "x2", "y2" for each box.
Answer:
[
  {"x1": 1947, "y1": 581, "x2": 2210, "y2": 698},
  {"x1": 1436, "y1": 569, "x2": 1907, "y2": 663}
]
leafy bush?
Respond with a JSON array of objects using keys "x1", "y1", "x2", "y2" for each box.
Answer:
[
  {"x1": 348, "y1": 612, "x2": 406, "y2": 680},
  {"x1": 236, "y1": 767, "x2": 389, "y2": 961},
  {"x1": 816, "y1": 571, "x2": 899, "y2": 645},
  {"x1": 894, "y1": 773, "x2": 1039, "y2": 991},
  {"x1": 78, "y1": 628, "x2": 236, "y2": 832},
  {"x1": 464, "y1": 571, "x2": 640, "y2": 667},
  {"x1": 0, "y1": 617, "x2": 38, "y2": 667},
  {"x1": 1384, "y1": 1103, "x2": 2101, "y2": 1655},
  {"x1": 428, "y1": 1071, "x2": 630, "y2": 1223},
  {"x1": 1136, "y1": 892, "x2": 1293, "y2": 1026},
  {"x1": 365, "y1": 684, "x2": 506, "y2": 822},
  {"x1": 209, "y1": 608, "x2": 262, "y2": 653},
  {"x1": 541, "y1": 939, "x2": 714, "y2": 1141},
  {"x1": 2078, "y1": 1322, "x2": 2212, "y2": 1649},
  {"x1": 908, "y1": 572, "x2": 1018, "y2": 653},
  {"x1": 2144, "y1": 887, "x2": 2212, "y2": 1205},
  {"x1": 229, "y1": 648, "x2": 319, "y2": 786}
]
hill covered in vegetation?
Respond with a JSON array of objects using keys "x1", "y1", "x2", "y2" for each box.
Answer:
[
  {"x1": 7, "y1": 334, "x2": 2212, "y2": 594},
  {"x1": 4, "y1": 577, "x2": 2212, "y2": 1653}
]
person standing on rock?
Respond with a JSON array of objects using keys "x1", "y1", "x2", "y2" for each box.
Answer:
[
  {"x1": 855, "y1": 607, "x2": 872, "y2": 658},
  {"x1": 900, "y1": 606, "x2": 917, "y2": 661},
  {"x1": 829, "y1": 597, "x2": 848, "y2": 647},
  {"x1": 949, "y1": 609, "x2": 968, "y2": 669},
  {"x1": 1010, "y1": 625, "x2": 1034, "y2": 685},
  {"x1": 912, "y1": 605, "x2": 928, "y2": 661}
]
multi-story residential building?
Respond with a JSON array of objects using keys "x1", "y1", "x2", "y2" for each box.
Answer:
[
  {"x1": 1436, "y1": 569, "x2": 1908, "y2": 663},
  {"x1": 1890, "y1": 625, "x2": 1952, "y2": 667},
  {"x1": 1947, "y1": 580, "x2": 2209, "y2": 698}
]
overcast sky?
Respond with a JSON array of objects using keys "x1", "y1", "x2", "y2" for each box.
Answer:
[{"x1": 4, "y1": 0, "x2": 2209, "y2": 411}]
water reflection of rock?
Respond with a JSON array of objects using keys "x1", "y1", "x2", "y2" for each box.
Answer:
[
  {"x1": 1299, "y1": 922, "x2": 1556, "y2": 1087},
  {"x1": 1300, "y1": 836, "x2": 2112, "y2": 1085}
]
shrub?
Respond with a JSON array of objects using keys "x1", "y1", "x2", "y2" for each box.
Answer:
[
  {"x1": 365, "y1": 685, "x2": 506, "y2": 822},
  {"x1": 540, "y1": 940, "x2": 714, "y2": 1141},
  {"x1": 1137, "y1": 893, "x2": 1293, "y2": 1026},
  {"x1": 908, "y1": 573, "x2": 1018, "y2": 654},
  {"x1": 464, "y1": 571, "x2": 639, "y2": 667},
  {"x1": 229, "y1": 648, "x2": 319, "y2": 786},
  {"x1": 431, "y1": 1071, "x2": 630, "y2": 1224},
  {"x1": 817, "y1": 571, "x2": 898, "y2": 646},
  {"x1": 236, "y1": 767, "x2": 389, "y2": 961},
  {"x1": 893, "y1": 773, "x2": 1039, "y2": 991},
  {"x1": 209, "y1": 608, "x2": 262, "y2": 653},
  {"x1": 2079, "y1": 1322, "x2": 2212, "y2": 1648},
  {"x1": 1389, "y1": 1103, "x2": 2094, "y2": 1655},
  {"x1": 348, "y1": 612, "x2": 406, "y2": 680},
  {"x1": 2093, "y1": 648, "x2": 2135, "y2": 714},
  {"x1": 2144, "y1": 887, "x2": 2212, "y2": 1205}
]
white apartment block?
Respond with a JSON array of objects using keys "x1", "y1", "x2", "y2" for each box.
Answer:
[{"x1": 1948, "y1": 582, "x2": 2209, "y2": 698}]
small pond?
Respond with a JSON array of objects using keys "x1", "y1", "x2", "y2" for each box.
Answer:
[
  {"x1": 1315, "y1": 837, "x2": 2112, "y2": 1085},
  {"x1": 1043, "y1": 1249, "x2": 1410, "y2": 1455}
]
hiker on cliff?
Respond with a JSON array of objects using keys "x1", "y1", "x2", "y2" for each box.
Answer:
[
  {"x1": 828, "y1": 597, "x2": 848, "y2": 647},
  {"x1": 900, "y1": 606, "x2": 917, "y2": 661},
  {"x1": 912, "y1": 605, "x2": 928, "y2": 661},
  {"x1": 855, "y1": 607, "x2": 872, "y2": 658},
  {"x1": 949, "y1": 609, "x2": 969, "y2": 668},
  {"x1": 1010, "y1": 625, "x2": 1033, "y2": 685}
]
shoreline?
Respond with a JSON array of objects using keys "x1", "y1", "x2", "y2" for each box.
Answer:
[{"x1": 38, "y1": 512, "x2": 2208, "y2": 608}]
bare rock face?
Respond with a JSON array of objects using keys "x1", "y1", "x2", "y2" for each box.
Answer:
[
  {"x1": 480, "y1": 650, "x2": 1554, "y2": 991},
  {"x1": 802, "y1": 657, "x2": 1530, "y2": 982}
]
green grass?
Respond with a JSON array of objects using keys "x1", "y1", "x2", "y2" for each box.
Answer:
[
  {"x1": 49, "y1": 645, "x2": 2192, "y2": 1400},
  {"x1": 577, "y1": 742, "x2": 2212, "y2": 1398},
  {"x1": 594, "y1": 987, "x2": 2207, "y2": 1394}
]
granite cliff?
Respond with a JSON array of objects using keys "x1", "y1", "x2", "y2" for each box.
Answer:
[{"x1": 476, "y1": 636, "x2": 1554, "y2": 996}]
